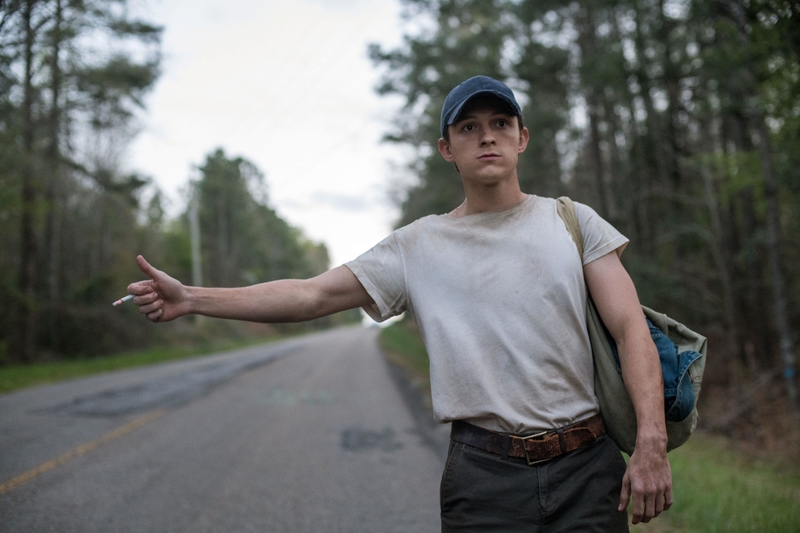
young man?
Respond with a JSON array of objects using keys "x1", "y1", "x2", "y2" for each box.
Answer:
[{"x1": 129, "y1": 76, "x2": 671, "y2": 532}]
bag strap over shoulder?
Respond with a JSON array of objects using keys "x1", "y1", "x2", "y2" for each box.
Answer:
[{"x1": 556, "y1": 197, "x2": 584, "y2": 259}]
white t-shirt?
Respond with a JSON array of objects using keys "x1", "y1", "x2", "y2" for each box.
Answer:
[{"x1": 346, "y1": 195, "x2": 628, "y2": 434}]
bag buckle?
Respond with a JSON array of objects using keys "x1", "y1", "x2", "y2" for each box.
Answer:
[{"x1": 519, "y1": 430, "x2": 549, "y2": 466}]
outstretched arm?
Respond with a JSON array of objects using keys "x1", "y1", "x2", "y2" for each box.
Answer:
[
  {"x1": 583, "y1": 251, "x2": 672, "y2": 525},
  {"x1": 127, "y1": 255, "x2": 374, "y2": 323}
]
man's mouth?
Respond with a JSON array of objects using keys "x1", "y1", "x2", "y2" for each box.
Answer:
[{"x1": 478, "y1": 153, "x2": 500, "y2": 160}]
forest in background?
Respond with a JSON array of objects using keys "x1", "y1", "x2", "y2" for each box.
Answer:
[
  {"x1": 370, "y1": 0, "x2": 800, "y2": 426},
  {"x1": 1, "y1": 0, "x2": 798, "y2": 436},
  {"x1": 0, "y1": 0, "x2": 345, "y2": 366}
]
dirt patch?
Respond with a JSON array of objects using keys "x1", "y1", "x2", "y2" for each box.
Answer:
[{"x1": 698, "y1": 381, "x2": 800, "y2": 467}]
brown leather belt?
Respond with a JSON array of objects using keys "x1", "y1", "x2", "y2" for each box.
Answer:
[{"x1": 450, "y1": 414, "x2": 606, "y2": 466}]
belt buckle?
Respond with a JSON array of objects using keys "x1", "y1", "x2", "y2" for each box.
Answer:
[{"x1": 519, "y1": 430, "x2": 549, "y2": 466}]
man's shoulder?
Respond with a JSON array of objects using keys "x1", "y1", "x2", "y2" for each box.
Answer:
[{"x1": 394, "y1": 212, "x2": 449, "y2": 236}]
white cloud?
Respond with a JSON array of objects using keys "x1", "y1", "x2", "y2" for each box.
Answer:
[{"x1": 130, "y1": 0, "x2": 405, "y2": 267}]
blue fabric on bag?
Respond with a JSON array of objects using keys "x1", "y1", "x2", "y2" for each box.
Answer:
[{"x1": 607, "y1": 319, "x2": 701, "y2": 422}]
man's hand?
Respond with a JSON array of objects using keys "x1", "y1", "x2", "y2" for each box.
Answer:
[
  {"x1": 619, "y1": 438, "x2": 673, "y2": 523},
  {"x1": 127, "y1": 255, "x2": 189, "y2": 322}
]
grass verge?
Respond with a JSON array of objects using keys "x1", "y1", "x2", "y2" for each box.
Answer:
[
  {"x1": 652, "y1": 432, "x2": 800, "y2": 532},
  {"x1": 379, "y1": 320, "x2": 800, "y2": 533},
  {"x1": 0, "y1": 334, "x2": 286, "y2": 395},
  {"x1": 378, "y1": 318, "x2": 432, "y2": 406}
]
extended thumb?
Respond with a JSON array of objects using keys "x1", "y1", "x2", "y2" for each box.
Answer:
[{"x1": 136, "y1": 255, "x2": 159, "y2": 279}]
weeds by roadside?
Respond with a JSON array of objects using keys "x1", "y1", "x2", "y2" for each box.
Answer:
[{"x1": 0, "y1": 333, "x2": 287, "y2": 395}]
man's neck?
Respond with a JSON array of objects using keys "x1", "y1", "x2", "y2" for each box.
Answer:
[{"x1": 452, "y1": 174, "x2": 527, "y2": 217}]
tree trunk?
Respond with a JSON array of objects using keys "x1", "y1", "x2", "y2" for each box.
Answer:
[
  {"x1": 41, "y1": 0, "x2": 63, "y2": 353},
  {"x1": 17, "y1": 0, "x2": 39, "y2": 363},
  {"x1": 632, "y1": 1, "x2": 670, "y2": 190},
  {"x1": 575, "y1": 4, "x2": 610, "y2": 218},
  {"x1": 43, "y1": 0, "x2": 63, "y2": 304},
  {"x1": 755, "y1": 112, "x2": 798, "y2": 413}
]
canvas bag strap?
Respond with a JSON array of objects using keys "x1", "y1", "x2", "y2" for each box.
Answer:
[
  {"x1": 556, "y1": 196, "x2": 638, "y2": 454},
  {"x1": 556, "y1": 197, "x2": 584, "y2": 260}
]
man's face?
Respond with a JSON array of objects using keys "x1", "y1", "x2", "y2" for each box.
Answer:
[{"x1": 437, "y1": 97, "x2": 529, "y2": 185}]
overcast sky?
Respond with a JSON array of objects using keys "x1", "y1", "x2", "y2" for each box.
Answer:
[{"x1": 129, "y1": 0, "x2": 408, "y2": 267}]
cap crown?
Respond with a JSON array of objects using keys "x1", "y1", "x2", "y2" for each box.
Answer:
[{"x1": 440, "y1": 76, "x2": 522, "y2": 137}]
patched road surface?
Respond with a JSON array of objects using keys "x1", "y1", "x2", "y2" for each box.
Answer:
[{"x1": 0, "y1": 326, "x2": 447, "y2": 532}]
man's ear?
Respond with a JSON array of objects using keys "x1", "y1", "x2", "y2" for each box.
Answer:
[
  {"x1": 438, "y1": 138, "x2": 454, "y2": 162},
  {"x1": 518, "y1": 127, "x2": 530, "y2": 154}
]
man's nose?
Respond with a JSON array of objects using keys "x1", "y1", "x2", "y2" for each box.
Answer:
[{"x1": 480, "y1": 128, "x2": 496, "y2": 145}]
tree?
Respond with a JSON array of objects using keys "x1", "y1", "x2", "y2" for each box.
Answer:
[
  {"x1": 371, "y1": 0, "x2": 800, "y2": 413},
  {"x1": 0, "y1": 0, "x2": 161, "y2": 362},
  {"x1": 370, "y1": 0, "x2": 518, "y2": 227},
  {"x1": 193, "y1": 148, "x2": 330, "y2": 289}
]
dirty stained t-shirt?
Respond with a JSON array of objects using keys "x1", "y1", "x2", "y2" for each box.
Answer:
[{"x1": 345, "y1": 195, "x2": 628, "y2": 434}]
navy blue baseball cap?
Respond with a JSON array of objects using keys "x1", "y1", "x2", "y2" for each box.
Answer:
[{"x1": 440, "y1": 75, "x2": 522, "y2": 137}]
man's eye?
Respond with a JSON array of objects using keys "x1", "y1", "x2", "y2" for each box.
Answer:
[
  {"x1": 464, "y1": 124, "x2": 475, "y2": 131},
  {"x1": 497, "y1": 120, "x2": 507, "y2": 127}
]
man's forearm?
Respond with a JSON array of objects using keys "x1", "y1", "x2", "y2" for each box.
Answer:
[
  {"x1": 182, "y1": 265, "x2": 373, "y2": 323},
  {"x1": 130, "y1": 260, "x2": 373, "y2": 324},
  {"x1": 616, "y1": 328, "x2": 668, "y2": 446},
  {"x1": 186, "y1": 279, "x2": 321, "y2": 323}
]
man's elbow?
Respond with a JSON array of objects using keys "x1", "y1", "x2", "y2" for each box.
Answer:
[
  {"x1": 290, "y1": 278, "x2": 353, "y2": 322},
  {"x1": 286, "y1": 280, "x2": 328, "y2": 322}
]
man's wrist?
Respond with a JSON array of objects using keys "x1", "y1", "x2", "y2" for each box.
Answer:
[
  {"x1": 635, "y1": 427, "x2": 668, "y2": 452},
  {"x1": 183, "y1": 285, "x2": 198, "y2": 316}
]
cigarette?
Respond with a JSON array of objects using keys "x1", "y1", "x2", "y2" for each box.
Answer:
[{"x1": 112, "y1": 294, "x2": 134, "y2": 307}]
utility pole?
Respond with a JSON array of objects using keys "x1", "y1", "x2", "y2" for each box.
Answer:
[{"x1": 189, "y1": 188, "x2": 203, "y2": 325}]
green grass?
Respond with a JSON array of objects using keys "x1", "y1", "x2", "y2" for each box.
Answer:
[
  {"x1": 656, "y1": 433, "x2": 800, "y2": 532},
  {"x1": 379, "y1": 318, "x2": 433, "y2": 406},
  {"x1": 379, "y1": 318, "x2": 430, "y2": 374},
  {"x1": 0, "y1": 335, "x2": 285, "y2": 395},
  {"x1": 380, "y1": 320, "x2": 800, "y2": 533}
]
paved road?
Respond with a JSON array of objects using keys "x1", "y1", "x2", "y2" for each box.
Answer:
[{"x1": 0, "y1": 326, "x2": 449, "y2": 532}]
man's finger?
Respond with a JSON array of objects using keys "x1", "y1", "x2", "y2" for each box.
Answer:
[
  {"x1": 147, "y1": 308, "x2": 163, "y2": 322},
  {"x1": 631, "y1": 495, "x2": 644, "y2": 524},
  {"x1": 127, "y1": 280, "x2": 155, "y2": 295},
  {"x1": 654, "y1": 490, "x2": 666, "y2": 515},
  {"x1": 136, "y1": 255, "x2": 160, "y2": 279},
  {"x1": 643, "y1": 493, "x2": 656, "y2": 522},
  {"x1": 618, "y1": 474, "x2": 631, "y2": 512},
  {"x1": 132, "y1": 292, "x2": 159, "y2": 306},
  {"x1": 138, "y1": 300, "x2": 162, "y2": 315}
]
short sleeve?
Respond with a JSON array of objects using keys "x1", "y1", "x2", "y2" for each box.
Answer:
[
  {"x1": 345, "y1": 232, "x2": 408, "y2": 322},
  {"x1": 575, "y1": 202, "x2": 629, "y2": 265}
]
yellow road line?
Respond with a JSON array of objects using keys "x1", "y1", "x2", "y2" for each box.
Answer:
[{"x1": 0, "y1": 408, "x2": 166, "y2": 495}]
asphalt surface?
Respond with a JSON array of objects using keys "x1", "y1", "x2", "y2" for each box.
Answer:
[{"x1": 0, "y1": 326, "x2": 449, "y2": 532}]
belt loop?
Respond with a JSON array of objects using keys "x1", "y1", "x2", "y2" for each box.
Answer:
[
  {"x1": 502, "y1": 432, "x2": 511, "y2": 460},
  {"x1": 557, "y1": 428, "x2": 567, "y2": 455}
]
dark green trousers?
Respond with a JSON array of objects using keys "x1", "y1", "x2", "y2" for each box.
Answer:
[{"x1": 440, "y1": 434, "x2": 629, "y2": 532}]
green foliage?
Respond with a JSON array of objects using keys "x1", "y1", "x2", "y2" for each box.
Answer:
[
  {"x1": 0, "y1": 4, "x2": 337, "y2": 365},
  {"x1": 193, "y1": 148, "x2": 330, "y2": 288},
  {"x1": 76, "y1": 55, "x2": 161, "y2": 128},
  {"x1": 372, "y1": 0, "x2": 800, "y2": 378}
]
